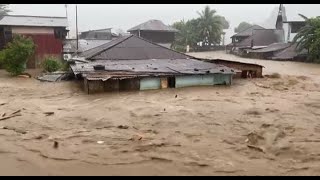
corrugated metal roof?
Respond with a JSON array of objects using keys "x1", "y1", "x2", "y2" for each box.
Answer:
[
  {"x1": 272, "y1": 43, "x2": 308, "y2": 60},
  {"x1": 128, "y1": 19, "x2": 178, "y2": 32},
  {"x1": 70, "y1": 59, "x2": 235, "y2": 79},
  {"x1": 231, "y1": 25, "x2": 265, "y2": 38},
  {"x1": 77, "y1": 35, "x2": 191, "y2": 60},
  {"x1": 0, "y1": 15, "x2": 68, "y2": 27},
  {"x1": 236, "y1": 29, "x2": 284, "y2": 47},
  {"x1": 248, "y1": 42, "x2": 291, "y2": 53}
]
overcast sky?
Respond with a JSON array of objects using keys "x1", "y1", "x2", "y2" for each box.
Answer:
[{"x1": 8, "y1": 4, "x2": 320, "y2": 43}]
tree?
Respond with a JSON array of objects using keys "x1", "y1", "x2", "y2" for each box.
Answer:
[
  {"x1": 0, "y1": 35, "x2": 35, "y2": 76},
  {"x1": 293, "y1": 14, "x2": 320, "y2": 62},
  {"x1": 0, "y1": 4, "x2": 10, "y2": 17},
  {"x1": 217, "y1": 15, "x2": 230, "y2": 29},
  {"x1": 171, "y1": 19, "x2": 201, "y2": 52},
  {"x1": 197, "y1": 5, "x2": 224, "y2": 47},
  {"x1": 234, "y1": 22, "x2": 253, "y2": 33}
]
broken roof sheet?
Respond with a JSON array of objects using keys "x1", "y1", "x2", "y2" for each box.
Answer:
[
  {"x1": 70, "y1": 59, "x2": 235, "y2": 79},
  {"x1": 77, "y1": 35, "x2": 191, "y2": 60},
  {"x1": 0, "y1": 15, "x2": 68, "y2": 27},
  {"x1": 127, "y1": 19, "x2": 178, "y2": 32},
  {"x1": 236, "y1": 29, "x2": 284, "y2": 47},
  {"x1": 248, "y1": 42, "x2": 291, "y2": 53},
  {"x1": 231, "y1": 25, "x2": 265, "y2": 38}
]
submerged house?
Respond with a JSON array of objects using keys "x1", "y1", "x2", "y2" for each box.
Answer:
[
  {"x1": 127, "y1": 19, "x2": 178, "y2": 49},
  {"x1": 70, "y1": 35, "x2": 235, "y2": 94},
  {"x1": 0, "y1": 15, "x2": 68, "y2": 68}
]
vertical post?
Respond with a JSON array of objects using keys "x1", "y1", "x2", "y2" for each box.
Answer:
[
  {"x1": 138, "y1": 30, "x2": 140, "y2": 37},
  {"x1": 76, "y1": 4, "x2": 79, "y2": 51},
  {"x1": 287, "y1": 23, "x2": 291, "y2": 42},
  {"x1": 65, "y1": 4, "x2": 69, "y2": 39}
]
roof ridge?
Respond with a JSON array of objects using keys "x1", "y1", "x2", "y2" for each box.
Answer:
[
  {"x1": 87, "y1": 35, "x2": 133, "y2": 59},
  {"x1": 80, "y1": 28, "x2": 112, "y2": 33}
]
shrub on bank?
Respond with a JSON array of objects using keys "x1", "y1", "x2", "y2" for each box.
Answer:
[
  {"x1": 0, "y1": 35, "x2": 35, "y2": 76},
  {"x1": 42, "y1": 56, "x2": 62, "y2": 72}
]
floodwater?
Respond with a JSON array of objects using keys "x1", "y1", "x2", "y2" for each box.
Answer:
[{"x1": 0, "y1": 52, "x2": 320, "y2": 175}]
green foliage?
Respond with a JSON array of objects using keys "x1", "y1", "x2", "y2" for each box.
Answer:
[
  {"x1": 42, "y1": 56, "x2": 62, "y2": 72},
  {"x1": 0, "y1": 35, "x2": 35, "y2": 76},
  {"x1": 293, "y1": 16, "x2": 320, "y2": 62},
  {"x1": 234, "y1": 22, "x2": 252, "y2": 33},
  {"x1": 0, "y1": 4, "x2": 11, "y2": 16},
  {"x1": 60, "y1": 60, "x2": 70, "y2": 71},
  {"x1": 171, "y1": 5, "x2": 228, "y2": 51}
]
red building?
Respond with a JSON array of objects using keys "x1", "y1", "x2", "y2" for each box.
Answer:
[{"x1": 0, "y1": 15, "x2": 68, "y2": 68}]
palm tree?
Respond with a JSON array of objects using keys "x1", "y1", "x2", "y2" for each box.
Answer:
[
  {"x1": 293, "y1": 14, "x2": 320, "y2": 60},
  {"x1": 197, "y1": 6, "x2": 223, "y2": 48}
]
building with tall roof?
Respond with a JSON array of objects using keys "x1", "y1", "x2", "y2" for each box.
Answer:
[{"x1": 127, "y1": 19, "x2": 178, "y2": 49}]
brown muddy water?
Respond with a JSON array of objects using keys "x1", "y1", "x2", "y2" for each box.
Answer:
[{"x1": 0, "y1": 52, "x2": 320, "y2": 175}]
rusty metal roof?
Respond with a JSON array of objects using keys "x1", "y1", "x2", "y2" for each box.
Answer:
[
  {"x1": 127, "y1": 19, "x2": 178, "y2": 32},
  {"x1": 77, "y1": 35, "x2": 191, "y2": 60},
  {"x1": 0, "y1": 15, "x2": 68, "y2": 27}
]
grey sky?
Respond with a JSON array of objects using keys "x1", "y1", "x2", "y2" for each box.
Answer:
[{"x1": 8, "y1": 4, "x2": 320, "y2": 43}]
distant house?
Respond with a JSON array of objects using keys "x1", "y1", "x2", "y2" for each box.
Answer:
[
  {"x1": 127, "y1": 19, "x2": 178, "y2": 48},
  {"x1": 70, "y1": 35, "x2": 235, "y2": 94},
  {"x1": 63, "y1": 28, "x2": 119, "y2": 60},
  {"x1": 79, "y1": 28, "x2": 118, "y2": 40},
  {"x1": 0, "y1": 15, "x2": 68, "y2": 68},
  {"x1": 230, "y1": 25, "x2": 265, "y2": 46}
]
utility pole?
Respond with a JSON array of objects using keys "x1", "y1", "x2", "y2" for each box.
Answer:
[
  {"x1": 76, "y1": 4, "x2": 79, "y2": 51},
  {"x1": 65, "y1": 4, "x2": 69, "y2": 38}
]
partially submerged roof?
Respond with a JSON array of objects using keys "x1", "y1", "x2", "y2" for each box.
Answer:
[
  {"x1": 236, "y1": 29, "x2": 284, "y2": 47},
  {"x1": 248, "y1": 42, "x2": 291, "y2": 53},
  {"x1": 77, "y1": 35, "x2": 191, "y2": 60},
  {"x1": 70, "y1": 59, "x2": 236, "y2": 80},
  {"x1": 0, "y1": 15, "x2": 68, "y2": 27},
  {"x1": 231, "y1": 25, "x2": 265, "y2": 38},
  {"x1": 128, "y1": 19, "x2": 178, "y2": 32}
]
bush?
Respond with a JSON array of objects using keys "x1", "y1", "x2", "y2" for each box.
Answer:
[
  {"x1": 0, "y1": 35, "x2": 35, "y2": 76},
  {"x1": 42, "y1": 56, "x2": 62, "y2": 72}
]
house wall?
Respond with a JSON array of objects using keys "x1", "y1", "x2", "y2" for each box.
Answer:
[
  {"x1": 85, "y1": 74, "x2": 232, "y2": 94},
  {"x1": 175, "y1": 74, "x2": 232, "y2": 88},
  {"x1": 140, "y1": 77, "x2": 161, "y2": 90},
  {"x1": 1, "y1": 26, "x2": 65, "y2": 69}
]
